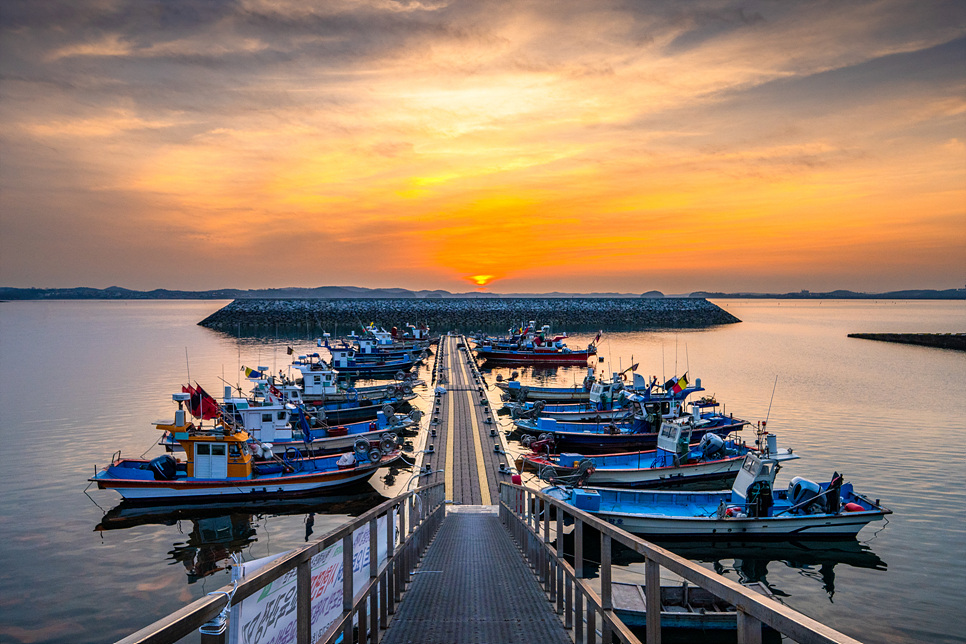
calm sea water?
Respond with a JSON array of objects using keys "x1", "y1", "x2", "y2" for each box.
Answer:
[{"x1": 0, "y1": 299, "x2": 963, "y2": 644}]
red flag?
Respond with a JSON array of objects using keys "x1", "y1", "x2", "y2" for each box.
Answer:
[
  {"x1": 268, "y1": 382, "x2": 283, "y2": 401},
  {"x1": 194, "y1": 383, "x2": 222, "y2": 420},
  {"x1": 182, "y1": 385, "x2": 202, "y2": 418}
]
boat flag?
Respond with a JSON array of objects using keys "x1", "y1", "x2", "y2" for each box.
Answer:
[
  {"x1": 593, "y1": 331, "x2": 601, "y2": 345},
  {"x1": 671, "y1": 373, "x2": 689, "y2": 394},
  {"x1": 194, "y1": 383, "x2": 222, "y2": 420},
  {"x1": 242, "y1": 366, "x2": 264, "y2": 379},
  {"x1": 286, "y1": 346, "x2": 294, "y2": 355},
  {"x1": 182, "y1": 384, "x2": 202, "y2": 418}
]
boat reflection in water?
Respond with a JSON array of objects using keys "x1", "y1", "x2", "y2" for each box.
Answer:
[
  {"x1": 95, "y1": 486, "x2": 389, "y2": 583},
  {"x1": 613, "y1": 538, "x2": 887, "y2": 601}
]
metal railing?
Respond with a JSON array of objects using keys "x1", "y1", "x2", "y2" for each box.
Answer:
[
  {"x1": 116, "y1": 481, "x2": 445, "y2": 644},
  {"x1": 499, "y1": 482, "x2": 865, "y2": 644}
]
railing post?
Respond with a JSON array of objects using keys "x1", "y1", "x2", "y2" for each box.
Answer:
[
  {"x1": 565, "y1": 574, "x2": 573, "y2": 629},
  {"x1": 600, "y1": 533, "x2": 612, "y2": 610},
  {"x1": 556, "y1": 508, "x2": 564, "y2": 615},
  {"x1": 575, "y1": 586, "x2": 584, "y2": 644},
  {"x1": 737, "y1": 609, "x2": 763, "y2": 644},
  {"x1": 543, "y1": 497, "x2": 551, "y2": 589},
  {"x1": 645, "y1": 557, "x2": 661, "y2": 644},
  {"x1": 342, "y1": 533, "x2": 354, "y2": 644},
  {"x1": 574, "y1": 518, "x2": 584, "y2": 579},
  {"x1": 297, "y1": 559, "x2": 311, "y2": 644},
  {"x1": 369, "y1": 517, "x2": 379, "y2": 644},
  {"x1": 587, "y1": 606, "x2": 597, "y2": 644},
  {"x1": 382, "y1": 506, "x2": 392, "y2": 624},
  {"x1": 386, "y1": 505, "x2": 399, "y2": 615},
  {"x1": 600, "y1": 532, "x2": 612, "y2": 643}
]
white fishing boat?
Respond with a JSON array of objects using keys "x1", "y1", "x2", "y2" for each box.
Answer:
[{"x1": 544, "y1": 453, "x2": 890, "y2": 539}]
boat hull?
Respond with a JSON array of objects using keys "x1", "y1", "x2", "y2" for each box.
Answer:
[
  {"x1": 523, "y1": 422, "x2": 745, "y2": 454},
  {"x1": 548, "y1": 486, "x2": 890, "y2": 539},
  {"x1": 476, "y1": 349, "x2": 594, "y2": 364},
  {"x1": 521, "y1": 454, "x2": 747, "y2": 489},
  {"x1": 92, "y1": 454, "x2": 395, "y2": 503},
  {"x1": 497, "y1": 383, "x2": 592, "y2": 403}
]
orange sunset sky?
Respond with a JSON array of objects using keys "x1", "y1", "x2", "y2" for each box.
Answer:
[{"x1": 1, "y1": 0, "x2": 964, "y2": 294}]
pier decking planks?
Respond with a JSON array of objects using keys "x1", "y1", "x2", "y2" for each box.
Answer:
[
  {"x1": 379, "y1": 337, "x2": 571, "y2": 643},
  {"x1": 380, "y1": 507, "x2": 572, "y2": 644},
  {"x1": 421, "y1": 335, "x2": 509, "y2": 505}
]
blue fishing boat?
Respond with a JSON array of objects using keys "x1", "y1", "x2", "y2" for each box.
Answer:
[
  {"x1": 514, "y1": 401, "x2": 748, "y2": 454},
  {"x1": 544, "y1": 454, "x2": 890, "y2": 539},
  {"x1": 496, "y1": 368, "x2": 597, "y2": 403},
  {"x1": 517, "y1": 419, "x2": 798, "y2": 488},
  {"x1": 323, "y1": 347, "x2": 417, "y2": 377},
  {"x1": 92, "y1": 395, "x2": 399, "y2": 503}
]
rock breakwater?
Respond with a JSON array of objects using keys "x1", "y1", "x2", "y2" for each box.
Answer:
[{"x1": 199, "y1": 298, "x2": 740, "y2": 334}]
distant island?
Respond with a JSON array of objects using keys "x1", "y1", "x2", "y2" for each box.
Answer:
[{"x1": 1, "y1": 286, "x2": 964, "y2": 300}]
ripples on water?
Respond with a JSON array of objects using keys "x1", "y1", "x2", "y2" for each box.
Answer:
[{"x1": 0, "y1": 300, "x2": 963, "y2": 644}]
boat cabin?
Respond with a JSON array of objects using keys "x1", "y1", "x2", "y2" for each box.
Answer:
[
  {"x1": 655, "y1": 419, "x2": 693, "y2": 465},
  {"x1": 292, "y1": 355, "x2": 345, "y2": 395},
  {"x1": 178, "y1": 431, "x2": 253, "y2": 479},
  {"x1": 222, "y1": 395, "x2": 294, "y2": 443},
  {"x1": 729, "y1": 454, "x2": 779, "y2": 517}
]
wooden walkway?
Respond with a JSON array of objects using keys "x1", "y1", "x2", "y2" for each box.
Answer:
[{"x1": 417, "y1": 334, "x2": 512, "y2": 505}]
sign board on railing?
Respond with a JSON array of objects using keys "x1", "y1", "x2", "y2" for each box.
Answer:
[{"x1": 229, "y1": 511, "x2": 396, "y2": 644}]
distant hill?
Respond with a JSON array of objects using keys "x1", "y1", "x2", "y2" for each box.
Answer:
[
  {"x1": 689, "y1": 288, "x2": 966, "y2": 299},
  {"x1": 1, "y1": 286, "x2": 963, "y2": 300}
]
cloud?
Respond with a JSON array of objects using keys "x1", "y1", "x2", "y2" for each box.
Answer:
[{"x1": 1, "y1": 0, "x2": 963, "y2": 291}]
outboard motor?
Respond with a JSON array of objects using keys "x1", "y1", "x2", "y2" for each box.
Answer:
[
  {"x1": 788, "y1": 477, "x2": 825, "y2": 514},
  {"x1": 698, "y1": 433, "x2": 725, "y2": 458},
  {"x1": 149, "y1": 454, "x2": 177, "y2": 481}
]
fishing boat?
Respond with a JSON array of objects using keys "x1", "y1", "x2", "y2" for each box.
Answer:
[
  {"x1": 513, "y1": 400, "x2": 748, "y2": 454},
  {"x1": 363, "y1": 322, "x2": 434, "y2": 351},
  {"x1": 496, "y1": 368, "x2": 597, "y2": 403},
  {"x1": 612, "y1": 580, "x2": 777, "y2": 632},
  {"x1": 319, "y1": 335, "x2": 428, "y2": 363},
  {"x1": 318, "y1": 347, "x2": 416, "y2": 378},
  {"x1": 544, "y1": 454, "x2": 891, "y2": 539},
  {"x1": 160, "y1": 398, "x2": 418, "y2": 457},
  {"x1": 285, "y1": 358, "x2": 421, "y2": 405},
  {"x1": 283, "y1": 359, "x2": 417, "y2": 421},
  {"x1": 473, "y1": 322, "x2": 598, "y2": 365},
  {"x1": 91, "y1": 394, "x2": 399, "y2": 503},
  {"x1": 505, "y1": 375, "x2": 634, "y2": 419},
  {"x1": 517, "y1": 419, "x2": 798, "y2": 489}
]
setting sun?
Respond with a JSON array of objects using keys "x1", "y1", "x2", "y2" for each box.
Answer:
[{"x1": 470, "y1": 275, "x2": 495, "y2": 287}]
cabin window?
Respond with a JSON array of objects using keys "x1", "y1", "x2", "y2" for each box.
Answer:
[
  {"x1": 277, "y1": 411, "x2": 286, "y2": 421},
  {"x1": 229, "y1": 444, "x2": 240, "y2": 457},
  {"x1": 197, "y1": 444, "x2": 210, "y2": 455},
  {"x1": 262, "y1": 413, "x2": 273, "y2": 423},
  {"x1": 211, "y1": 444, "x2": 226, "y2": 457},
  {"x1": 314, "y1": 376, "x2": 321, "y2": 385}
]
